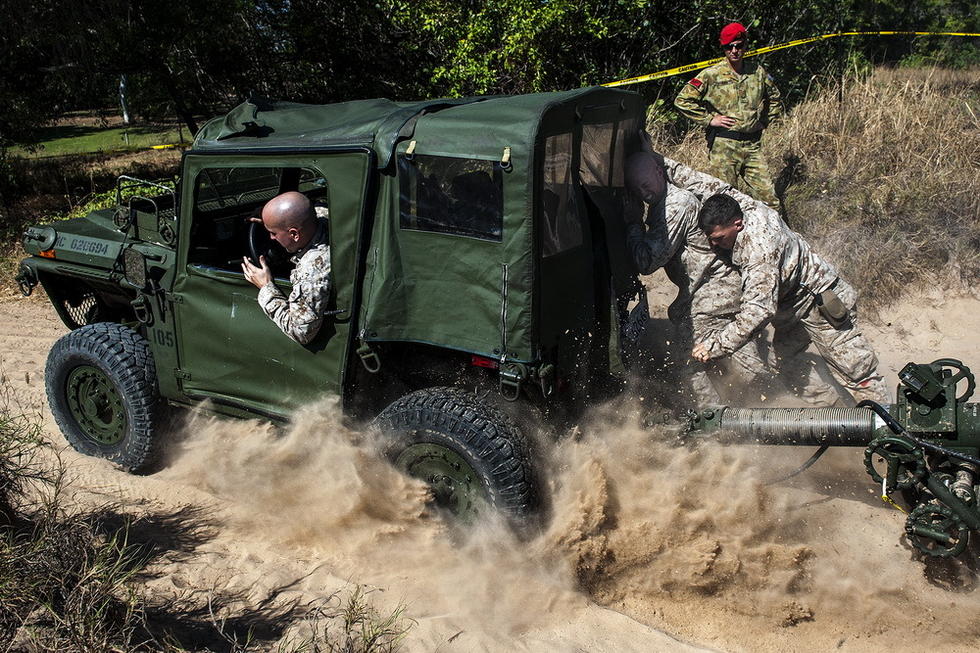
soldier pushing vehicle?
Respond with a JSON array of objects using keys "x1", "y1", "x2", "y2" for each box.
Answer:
[
  {"x1": 663, "y1": 161, "x2": 889, "y2": 405},
  {"x1": 623, "y1": 151, "x2": 771, "y2": 406}
]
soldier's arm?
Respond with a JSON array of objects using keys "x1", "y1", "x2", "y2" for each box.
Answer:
[
  {"x1": 700, "y1": 247, "x2": 780, "y2": 357},
  {"x1": 257, "y1": 253, "x2": 332, "y2": 345},
  {"x1": 664, "y1": 157, "x2": 733, "y2": 199},
  {"x1": 763, "y1": 69, "x2": 784, "y2": 126},
  {"x1": 626, "y1": 222, "x2": 665, "y2": 275},
  {"x1": 626, "y1": 189, "x2": 699, "y2": 275},
  {"x1": 626, "y1": 208, "x2": 674, "y2": 275},
  {"x1": 674, "y1": 75, "x2": 714, "y2": 126}
]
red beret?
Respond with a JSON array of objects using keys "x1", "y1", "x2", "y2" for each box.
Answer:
[{"x1": 719, "y1": 22, "x2": 747, "y2": 46}]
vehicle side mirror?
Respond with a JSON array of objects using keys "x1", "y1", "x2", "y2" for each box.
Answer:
[{"x1": 122, "y1": 248, "x2": 148, "y2": 290}]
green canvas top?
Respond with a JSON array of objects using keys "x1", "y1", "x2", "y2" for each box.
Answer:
[
  {"x1": 192, "y1": 86, "x2": 647, "y2": 368},
  {"x1": 192, "y1": 87, "x2": 632, "y2": 168}
]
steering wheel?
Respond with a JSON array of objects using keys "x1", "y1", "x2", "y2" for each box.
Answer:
[{"x1": 247, "y1": 219, "x2": 288, "y2": 268}]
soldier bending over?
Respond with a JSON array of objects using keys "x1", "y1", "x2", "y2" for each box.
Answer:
[
  {"x1": 624, "y1": 151, "x2": 771, "y2": 405},
  {"x1": 690, "y1": 192, "x2": 887, "y2": 404}
]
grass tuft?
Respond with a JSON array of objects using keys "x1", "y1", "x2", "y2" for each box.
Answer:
[
  {"x1": 0, "y1": 386, "x2": 156, "y2": 651},
  {"x1": 0, "y1": 380, "x2": 414, "y2": 651},
  {"x1": 279, "y1": 586, "x2": 414, "y2": 653}
]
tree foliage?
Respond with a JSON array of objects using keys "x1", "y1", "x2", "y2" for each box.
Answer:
[
  {"x1": 391, "y1": 0, "x2": 978, "y2": 105},
  {"x1": 1, "y1": 0, "x2": 976, "y2": 148}
]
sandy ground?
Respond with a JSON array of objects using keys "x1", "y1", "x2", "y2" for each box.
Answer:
[{"x1": 2, "y1": 278, "x2": 979, "y2": 652}]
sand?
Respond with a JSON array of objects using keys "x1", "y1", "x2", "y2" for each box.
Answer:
[{"x1": 2, "y1": 278, "x2": 979, "y2": 652}]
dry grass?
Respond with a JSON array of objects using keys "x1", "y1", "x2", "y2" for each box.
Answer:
[
  {"x1": 0, "y1": 387, "x2": 153, "y2": 652},
  {"x1": 0, "y1": 381, "x2": 414, "y2": 652},
  {"x1": 649, "y1": 66, "x2": 980, "y2": 312},
  {"x1": 277, "y1": 586, "x2": 414, "y2": 653}
]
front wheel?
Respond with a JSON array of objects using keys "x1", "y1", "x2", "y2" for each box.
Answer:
[
  {"x1": 45, "y1": 323, "x2": 162, "y2": 473},
  {"x1": 374, "y1": 387, "x2": 537, "y2": 525}
]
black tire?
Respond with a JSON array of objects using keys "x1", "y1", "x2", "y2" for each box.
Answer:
[
  {"x1": 374, "y1": 387, "x2": 537, "y2": 523},
  {"x1": 45, "y1": 323, "x2": 161, "y2": 473}
]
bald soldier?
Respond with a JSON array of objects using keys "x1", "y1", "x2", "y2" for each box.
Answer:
[
  {"x1": 241, "y1": 191, "x2": 332, "y2": 344},
  {"x1": 674, "y1": 22, "x2": 782, "y2": 209}
]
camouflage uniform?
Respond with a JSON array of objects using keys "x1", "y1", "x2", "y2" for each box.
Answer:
[
  {"x1": 665, "y1": 160, "x2": 888, "y2": 404},
  {"x1": 257, "y1": 218, "x2": 331, "y2": 345},
  {"x1": 626, "y1": 178, "x2": 771, "y2": 404},
  {"x1": 674, "y1": 59, "x2": 782, "y2": 209}
]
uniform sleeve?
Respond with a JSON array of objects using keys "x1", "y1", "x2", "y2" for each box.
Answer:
[
  {"x1": 664, "y1": 157, "x2": 733, "y2": 199},
  {"x1": 763, "y1": 69, "x2": 783, "y2": 126},
  {"x1": 700, "y1": 245, "x2": 779, "y2": 357},
  {"x1": 626, "y1": 191, "x2": 697, "y2": 275},
  {"x1": 257, "y1": 250, "x2": 332, "y2": 345},
  {"x1": 626, "y1": 217, "x2": 670, "y2": 275},
  {"x1": 674, "y1": 75, "x2": 714, "y2": 126}
]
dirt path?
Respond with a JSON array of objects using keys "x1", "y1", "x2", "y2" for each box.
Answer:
[{"x1": 2, "y1": 288, "x2": 979, "y2": 652}]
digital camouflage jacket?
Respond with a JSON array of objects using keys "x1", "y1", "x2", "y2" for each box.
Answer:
[
  {"x1": 674, "y1": 60, "x2": 783, "y2": 133},
  {"x1": 257, "y1": 218, "x2": 332, "y2": 345}
]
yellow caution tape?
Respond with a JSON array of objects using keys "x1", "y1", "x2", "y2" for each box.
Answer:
[
  {"x1": 880, "y1": 493, "x2": 908, "y2": 513},
  {"x1": 603, "y1": 31, "x2": 980, "y2": 87},
  {"x1": 880, "y1": 478, "x2": 908, "y2": 513},
  {"x1": 151, "y1": 143, "x2": 177, "y2": 150}
]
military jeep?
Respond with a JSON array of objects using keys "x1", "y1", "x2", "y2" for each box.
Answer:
[{"x1": 19, "y1": 88, "x2": 648, "y2": 523}]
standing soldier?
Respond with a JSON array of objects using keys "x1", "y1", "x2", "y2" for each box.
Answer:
[{"x1": 674, "y1": 22, "x2": 782, "y2": 209}]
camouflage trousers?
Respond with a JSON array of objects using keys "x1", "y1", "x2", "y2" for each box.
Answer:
[
  {"x1": 671, "y1": 309, "x2": 772, "y2": 406},
  {"x1": 771, "y1": 278, "x2": 889, "y2": 404},
  {"x1": 708, "y1": 136, "x2": 779, "y2": 210}
]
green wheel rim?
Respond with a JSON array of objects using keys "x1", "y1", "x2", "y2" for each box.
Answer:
[
  {"x1": 65, "y1": 365, "x2": 127, "y2": 446},
  {"x1": 395, "y1": 442, "x2": 488, "y2": 523},
  {"x1": 907, "y1": 504, "x2": 969, "y2": 558}
]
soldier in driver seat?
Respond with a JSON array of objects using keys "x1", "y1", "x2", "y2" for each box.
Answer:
[{"x1": 241, "y1": 191, "x2": 331, "y2": 344}]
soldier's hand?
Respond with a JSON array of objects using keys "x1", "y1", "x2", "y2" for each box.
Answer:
[
  {"x1": 691, "y1": 342, "x2": 712, "y2": 363},
  {"x1": 242, "y1": 255, "x2": 273, "y2": 289},
  {"x1": 709, "y1": 115, "x2": 736, "y2": 129}
]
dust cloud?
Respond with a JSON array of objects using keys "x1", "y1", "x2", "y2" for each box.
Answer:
[
  {"x1": 151, "y1": 394, "x2": 980, "y2": 651},
  {"x1": 161, "y1": 399, "x2": 589, "y2": 644},
  {"x1": 4, "y1": 289, "x2": 979, "y2": 650}
]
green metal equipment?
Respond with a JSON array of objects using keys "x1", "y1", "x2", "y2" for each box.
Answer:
[{"x1": 683, "y1": 358, "x2": 980, "y2": 558}]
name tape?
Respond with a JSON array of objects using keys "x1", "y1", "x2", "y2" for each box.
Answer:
[{"x1": 603, "y1": 31, "x2": 980, "y2": 88}]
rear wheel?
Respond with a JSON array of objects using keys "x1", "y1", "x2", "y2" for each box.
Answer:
[
  {"x1": 46, "y1": 323, "x2": 161, "y2": 473},
  {"x1": 374, "y1": 387, "x2": 537, "y2": 525}
]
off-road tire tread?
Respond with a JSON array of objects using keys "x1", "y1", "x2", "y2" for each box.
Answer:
[
  {"x1": 45, "y1": 322, "x2": 160, "y2": 473},
  {"x1": 375, "y1": 386, "x2": 537, "y2": 518}
]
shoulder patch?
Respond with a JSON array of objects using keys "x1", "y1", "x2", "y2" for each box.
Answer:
[{"x1": 689, "y1": 78, "x2": 703, "y2": 89}]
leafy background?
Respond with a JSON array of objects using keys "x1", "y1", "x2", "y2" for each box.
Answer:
[{"x1": 2, "y1": 0, "x2": 977, "y2": 143}]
